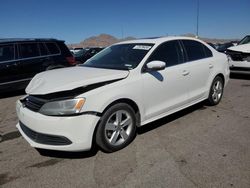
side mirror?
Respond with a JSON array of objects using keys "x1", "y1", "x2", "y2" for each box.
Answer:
[{"x1": 145, "y1": 61, "x2": 166, "y2": 71}]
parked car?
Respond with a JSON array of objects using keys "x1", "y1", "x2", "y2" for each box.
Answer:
[
  {"x1": 16, "y1": 37, "x2": 229, "y2": 153},
  {"x1": 70, "y1": 47, "x2": 83, "y2": 54},
  {"x1": 207, "y1": 42, "x2": 216, "y2": 49},
  {"x1": 216, "y1": 42, "x2": 235, "y2": 53},
  {"x1": 0, "y1": 38, "x2": 76, "y2": 92},
  {"x1": 238, "y1": 35, "x2": 250, "y2": 45},
  {"x1": 227, "y1": 35, "x2": 250, "y2": 73},
  {"x1": 73, "y1": 48, "x2": 87, "y2": 62},
  {"x1": 74, "y1": 47, "x2": 104, "y2": 64}
]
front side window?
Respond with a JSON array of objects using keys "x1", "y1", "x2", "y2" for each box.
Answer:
[
  {"x1": 148, "y1": 40, "x2": 183, "y2": 67},
  {"x1": 82, "y1": 43, "x2": 154, "y2": 70},
  {"x1": 0, "y1": 44, "x2": 14, "y2": 62},
  {"x1": 182, "y1": 40, "x2": 208, "y2": 61},
  {"x1": 19, "y1": 43, "x2": 39, "y2": 58}
]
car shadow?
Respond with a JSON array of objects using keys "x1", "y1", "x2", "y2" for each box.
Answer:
[
  {"x1": 137, "y1": 102, "x2": 205, "y2": 135},
  {"x1": 0, "y1": 89, "x2": 25, "y2": 99},
  {"x1": 230, "y1": 73, "x2": 250, "y2": 80},
  {"x1": 36, "y1": 145, "x2": 99, "y2": 159}
]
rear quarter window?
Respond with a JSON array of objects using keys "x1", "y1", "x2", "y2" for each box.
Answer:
[
  {"x1": 46, "y1": 42, "x2": 60, "y2": 55},
  {"x1": 0, "y1": 44, "x2": 14, "y2": 62},
  {"x1": 57, "y1": 42, "x2": 72, "y2": 56},
  {"x1": 182, "y1": 40, "x2": 211, "y2": 62},
  {"x1": 203, "y1": 45, "x2": 213, "y2": 57}
]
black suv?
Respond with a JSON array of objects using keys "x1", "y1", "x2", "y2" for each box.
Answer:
[
  {"x1": 74, "y1": 47, "x2": 104, "y2": 63},
  {"x1": 0, "y1": 38, "x2": 76, "y2": 92}
]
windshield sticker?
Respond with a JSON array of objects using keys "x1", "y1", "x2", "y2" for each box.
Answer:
[{"x1": 133, "y1": 45, "x2": 152, "y2": 50}]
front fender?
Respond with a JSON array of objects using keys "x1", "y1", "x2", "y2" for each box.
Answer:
[{"x1": 78, "y1": 77, "x2": 146, "y2": 122}]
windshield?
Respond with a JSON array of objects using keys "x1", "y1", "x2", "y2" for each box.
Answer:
[
  {"x1": 238, "y1": 36, "x2": 250, "y2": 45},
  {"x1": 81, "y1": 43, "x2": 154, "y2": 70}
]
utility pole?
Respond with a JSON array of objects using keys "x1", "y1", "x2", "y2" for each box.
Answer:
[
  {"x1": 121, "y1": 26, "x2": 124, "y2": 40},
  {"x1": 196, "y1": 0, "x2": 200, "y2": 38}
]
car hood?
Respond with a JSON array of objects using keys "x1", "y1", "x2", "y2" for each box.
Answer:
[
  {"x1": 26, "y1": 66, "x2": 129, "y2": 95},
  {"x1": 228, "y1": 43, "x2": 250, "y2": 53}
]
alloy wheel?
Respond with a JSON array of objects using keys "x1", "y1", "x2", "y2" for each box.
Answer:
[
  {"x1": 104, "y1": 110, "x2": 133, "y2": 146},
  {"x1": 212, "y1": 80, "x2": 223, "y2": 103}
]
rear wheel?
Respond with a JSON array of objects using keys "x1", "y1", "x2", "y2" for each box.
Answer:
[
  {"x1": 207, "y1": 76, "x2": 224, "y2": 106},
  {"x1": 96, "y1": 103, "x2": 137, "y2": 153}
]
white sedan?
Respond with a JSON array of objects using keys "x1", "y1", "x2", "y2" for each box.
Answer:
[
  {"x1": 227, "y1": 35, "x2": 250, "y2": 73},
  {"x1": 16, "y1": 36, "x2": 230, "y2": 152}
]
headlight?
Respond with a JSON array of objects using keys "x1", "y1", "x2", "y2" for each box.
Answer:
[{"x1": 39, "y1": 98, "x2": 85, "y2": 116}]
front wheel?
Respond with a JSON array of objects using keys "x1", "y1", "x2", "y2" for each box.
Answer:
[
  {"x1": 207, "y1": 76, "x2": 224, "y2": 106},
  {"x1": 95, "y1": 103, "x2": 137, "y2": 153}
]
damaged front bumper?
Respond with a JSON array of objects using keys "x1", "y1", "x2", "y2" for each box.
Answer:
[
  {"x1": 227, "y1": 50, "x2": 250, "y2": 73},
  {"x1": 16, "y1": 100, "x2": 100, "y2": 151}
]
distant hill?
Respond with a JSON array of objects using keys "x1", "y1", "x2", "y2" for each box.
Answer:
[
  {"x1": 67, "y1": 34, "x2": 136, "y2": 48},
  {"x1": 67, "y1": 33, "x2": 238, "y2": 48}
]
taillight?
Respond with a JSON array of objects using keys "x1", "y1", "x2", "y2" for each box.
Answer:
[{"x1": 66, "y1": 56, "x2": 76, "y2": 65}]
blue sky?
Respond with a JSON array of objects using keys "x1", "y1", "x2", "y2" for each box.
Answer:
[{"x1": 0, "y1": 0, "x2": 249, "y2": 43}]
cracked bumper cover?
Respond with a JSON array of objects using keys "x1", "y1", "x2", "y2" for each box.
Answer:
[{"x1": 16, "y1": 100, "x2": 100, "y2": 151}]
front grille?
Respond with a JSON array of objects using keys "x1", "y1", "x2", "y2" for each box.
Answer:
[
  {"x1": 20, "y1": 121, "x2": 72, "y2": 145},
  {"x1": 227, "y1": 50, "x2": 249, "y2": 62},
  {"x1": 21, "y1": 96, "x2": 47, "y2": 112}
]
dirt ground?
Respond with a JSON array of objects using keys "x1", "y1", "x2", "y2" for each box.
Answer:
[{"x1": 0, "y1": 74, "x2": 250, "y2": 188}]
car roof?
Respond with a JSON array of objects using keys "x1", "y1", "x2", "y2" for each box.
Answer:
[
  {"x1": 116, "y1": 36, "x2": 204, "y2": 45},
  {"x1": 0, "y1": 38, "x2": 64, "y2": 43}
]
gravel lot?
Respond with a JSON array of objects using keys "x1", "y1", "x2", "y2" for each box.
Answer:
[{"x1": 0, "y1": 74, "x2": 250, "y2": 188}]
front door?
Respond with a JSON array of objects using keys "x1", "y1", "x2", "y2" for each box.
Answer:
[{"x1": 142, "y1": 40, "x2": 190, "y2": 122}]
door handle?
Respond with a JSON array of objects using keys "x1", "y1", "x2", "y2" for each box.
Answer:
[
  {"x1": 209, "y1": 64, "x2": 214, "y2": 69},
  {"x1": 182, "y1": 70, "x2": 190, "y2": 76}
]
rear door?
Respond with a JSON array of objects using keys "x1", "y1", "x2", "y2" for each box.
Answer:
[
  {"x1": 142, "y1": 40, "x2": 190, "y2": 121},
  {"x1": 0, "y1": 43, "x2": 18, "y2": 85},
  {"x1": 17, "y1": 42, "x2": 44, "y2": 79},
  {"x1": 181, "y1": 40, "x2": 214, "y2": 102}
]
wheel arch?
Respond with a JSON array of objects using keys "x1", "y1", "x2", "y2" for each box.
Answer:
[
  {"x1": 215, "y1": 73, "x2": 225, "y2": 85},
  {"x1": 101, "y1": 98, "x2": 141, "y2": 127}
]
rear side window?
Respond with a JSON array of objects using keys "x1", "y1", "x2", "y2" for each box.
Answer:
[
  {"x1": 19, "y1": 43, "x2": 40, "y2": 58},
  {"x1": 46, "y1": 42, "x2": 60, "y2": 55},
  {"x1": 0, "y1": 44, "x2": 14, "y2": 62},
  {"x1": 182, "y1": 40, "x2": 209, "y2": 61},
  {"x1": 39, "y1": 43, "x2": 49, "y2": 56},
  {"x1": 148, "y1": 40, "x2": 183, "y2": 67}
]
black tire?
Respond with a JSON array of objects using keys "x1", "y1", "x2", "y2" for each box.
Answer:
[
  {"x1": 207, "y1": 76, "x2": 224, "y2": 106},
  {"x1": 96, "y1": 103, "x2": 137, "y2": 153}
]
